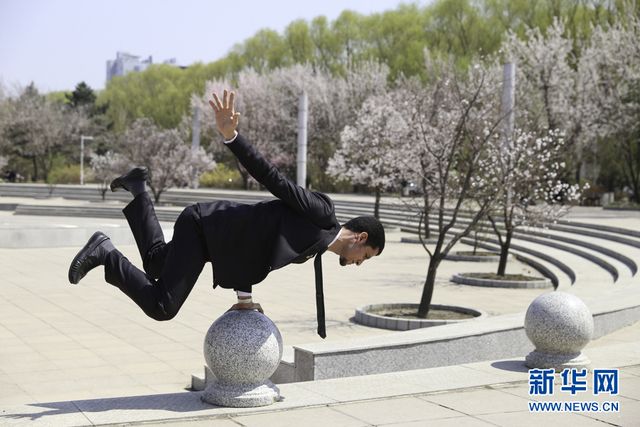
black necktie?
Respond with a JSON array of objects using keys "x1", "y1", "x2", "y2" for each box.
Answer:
[{"x1": 314, "y1": 248, "x2": 327, "y2": 339}]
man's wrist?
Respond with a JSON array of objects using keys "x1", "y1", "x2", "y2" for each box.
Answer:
[
  {"x1": 237, "y1": 290, "x2": 252, "y2": 304},
  {"x1": 223, "y1": 131, "x2": 238, "y2": 143}
]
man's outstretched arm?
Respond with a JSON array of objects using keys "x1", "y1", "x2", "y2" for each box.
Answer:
[
  {"x1": 209, "y1": 90, "x2": 336, "y2": 228},
  {"x1": 210, "y1": 91, "x2": 265, "y2": 315}
]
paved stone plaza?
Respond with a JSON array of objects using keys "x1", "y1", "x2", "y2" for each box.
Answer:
[{"x1": 0, "y1": 189, "x2": 639, "y2": 426}]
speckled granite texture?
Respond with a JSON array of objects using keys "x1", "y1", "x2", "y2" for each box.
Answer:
[
  {"x1": 203, "y1": 310, "x2": 283, "y2": 407},
  {"x1": 524, "y1": 291, "x2": 594, "y2": 371},
  {"x1": 452, "y1": 273, "x2": 552, "y2": 289}
]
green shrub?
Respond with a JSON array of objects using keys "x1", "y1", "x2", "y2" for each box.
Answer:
[
  {"x1": 199, "y1": 164, "x2": 243, "y2": 189},
  {"x1": 47, "y1": 164, "x2": 81, "y2": 184}
]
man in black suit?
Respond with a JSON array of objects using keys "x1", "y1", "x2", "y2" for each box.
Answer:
[{"x1": 68, "y1": 90, "x2": 385, "y2": 337}]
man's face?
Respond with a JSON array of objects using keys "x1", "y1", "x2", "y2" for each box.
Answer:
[{"x1": 339, "y1": 241, "x2": 379, "y2": 267}]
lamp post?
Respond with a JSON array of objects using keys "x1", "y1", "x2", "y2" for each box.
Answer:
[
  {"x1": 192, "y1": 107, "x2": 200, "y2": 189},
  {"x1": 80, "y1": 135, "x2": 93, "y2": 185},
  {"x1": 297, "y1": 92, "x2": 307, "y2": 189}
]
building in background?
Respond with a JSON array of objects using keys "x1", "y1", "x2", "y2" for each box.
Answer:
[
  {"x1": 106, "y1": 52, "x2": 152, "y2": 82},
  {"x1": 106, "y1": 52, "x2": 185, "y2": 83}
]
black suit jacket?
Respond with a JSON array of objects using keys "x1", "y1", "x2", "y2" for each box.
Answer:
[{"x1": 198, "y1": 133, "x2": 341, "y2": 293}]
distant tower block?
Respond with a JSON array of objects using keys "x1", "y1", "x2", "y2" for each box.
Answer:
[{"x1": 106, "y1": 52, "x2": 152, "y2": 82}]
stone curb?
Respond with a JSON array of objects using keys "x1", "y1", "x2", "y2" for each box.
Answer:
[
  {"x1": 354, "y1": 303, "x2": 487, "y2": 331},
  {"x1": 459, "y1": 238, "x2": 574, "y2": 285},
  {"x1": 445, "y1": 252, "x2": 513, "y2": 262},
  {"x1": 512, "y1": 234, "x2": 620, "y2": 282},
  {"x1": 452, "y1": 273, "x2": 553, "y2": 289},
  {"x1": 516, "y1": 229, "x2": 638, "y2": 276},
  {"x1": 547, "y1": 222, "x2": 640, "y2": 248},
  {"x1": 399, "y1": 237, "x2": 450, "y2": 244},
  {"x1": 603, "y1": 205, "x2": 640, "y2": 211}
]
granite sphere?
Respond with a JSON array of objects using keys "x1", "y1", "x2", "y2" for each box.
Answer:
[
  {"x1": 525, "y1": 291, "x2": 593, "y2": 354},
  {"x1": 204, "y1": 310, "x2": 283, "y2": 385}
]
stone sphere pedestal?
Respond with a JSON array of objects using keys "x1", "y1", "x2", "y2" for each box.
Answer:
[
  {"x1": 203, "y1": 310, "x2": 283, "y2": 407},
  {"x1": 524, "y1": 291, "x2": 593, "y2": 372}
]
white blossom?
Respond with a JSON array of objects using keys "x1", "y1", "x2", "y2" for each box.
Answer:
[{"x1": 119, "y1": 118, "x2": 216, "y2": 202}]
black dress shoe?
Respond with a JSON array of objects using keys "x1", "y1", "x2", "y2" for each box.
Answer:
[
  {"x1": 110, "y1": 166, "x2": 148, "y2": 192},
  {"x1": 68, "y1": 231, "x2": 111, "y2": 284}
]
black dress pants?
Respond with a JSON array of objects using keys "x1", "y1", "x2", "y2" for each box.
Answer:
[{"x1": 104, "y1": 192, "x2": 210, "y2": 320}]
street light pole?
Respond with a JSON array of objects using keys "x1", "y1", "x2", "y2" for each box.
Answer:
[
  {"x1": 80, "y1": 135, "x2": 93, "y2": 185},
  {"x1": 297, "y1": 92, "x2": 308, "y2": 189}
]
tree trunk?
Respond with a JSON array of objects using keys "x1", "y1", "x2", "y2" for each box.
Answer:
[
  {"x1": 241, "y1": 171, "x2": 249, "y2": 190},
  {"x1": 374, "y1": 186, "x2": 381, "y2": 219},
  {"x1": 151, "y1": 187, "x2": 163, "y2": 204},
  {"x1": 417, "y1": 257, "x2": 440, "y2": 318},
  {"x1": 497, "y1": 229, "x2": 513, "y2": 276},
  {"x1": 32, "y1": 157, "x2": 38, "y2": 182},
  {"x1": 234, "y1": 158, "x2": 250, "y2": 190},
  {"x1": 422, "y1": 179, "x2": 430, "y2": 239}
]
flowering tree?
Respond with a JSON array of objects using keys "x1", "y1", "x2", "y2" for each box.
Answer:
[
  {"x1": 307, "y1": 61, "x2": 391, "y2": 189},
  {"x1": 268, "y1": 63, "x2": 344, "y2": 187},
  {"x1": 482, "y1": 19, "x2": 593, "y2": 275},
  {"x1": 501, "y1": 19, "x2": 589, "y2": 180},
  {"x1": 119, "y1": 118, "x2": 216, "y2": 203},
  {"x1": 397, "y1": 52, "x2": 505, "y2": 318},
  {"x1": 578, "y1": 9, "x2": 640, "y2": 202},
  {"x1": 194, "y1": 72, "x2": 291, "y2": 189},
  {"x1": 0, "y1": 84, "x2": 90, "y2": 181},
  {"x1": 193, "y1": 61, "x2": 390, "y2": 191},
  {"x1": 483, "y1": 127, "x2": 585, "y2": 275},
  {"x1": 90, "y1": 150, "x2": 128, "y2": 200},
  {"x1": 327, "y1": 93, "x2": 408, "y2": 218}
]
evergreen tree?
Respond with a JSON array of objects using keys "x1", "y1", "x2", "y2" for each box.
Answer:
[{"x1": 66, "y1": 82, "x2": 96, "y2": 108}]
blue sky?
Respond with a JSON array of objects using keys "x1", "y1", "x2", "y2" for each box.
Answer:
[{"x1": 0, "y1": 0, "x2": 420, "y2": 93}]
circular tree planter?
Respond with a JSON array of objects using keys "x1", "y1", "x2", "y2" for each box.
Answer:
[
  {"x1": 355, "y1": 303, "x2": 487, "y2": 331},
  {"x1": 445, "y1": 251, "x2": 513, "y2": 262},
  {"x1": 452, "y1": 273, "x2": 552, "y2": 289},
  {"x1": 400, "y1": 237, "x2": 451, "y2": 245}
]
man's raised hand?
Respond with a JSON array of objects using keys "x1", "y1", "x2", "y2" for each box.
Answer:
[{"x1": 209, "y1": 89, "x2": 240, "y2": 141}]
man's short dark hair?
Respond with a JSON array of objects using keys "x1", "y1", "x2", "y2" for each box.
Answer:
[{"x1": 343, "y1": 216, "x2": 385, "y2": 255}]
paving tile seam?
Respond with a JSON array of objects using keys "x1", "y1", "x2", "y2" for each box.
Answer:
[
  {"x1": 2, "y1": 286, "x2": 161, "y2": 387},
  {"x1": 289, "y1": 379, "x2": 532, "y2": 408},
  {"x1": 0, "y1": 283, "x2": 208, "y2": 399},
  {"x1": 69, "y1": 401, "x2": 94, "y2": 426},
  {"x1": 27, "y1": 380, "x2": 535, "y2": 427},
  {"x1": 75, "y1": 389, "x2": 509, "y2": 426},
  {"x1": 327, "y1": 400, "x2": 482, "y2": 427}
]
